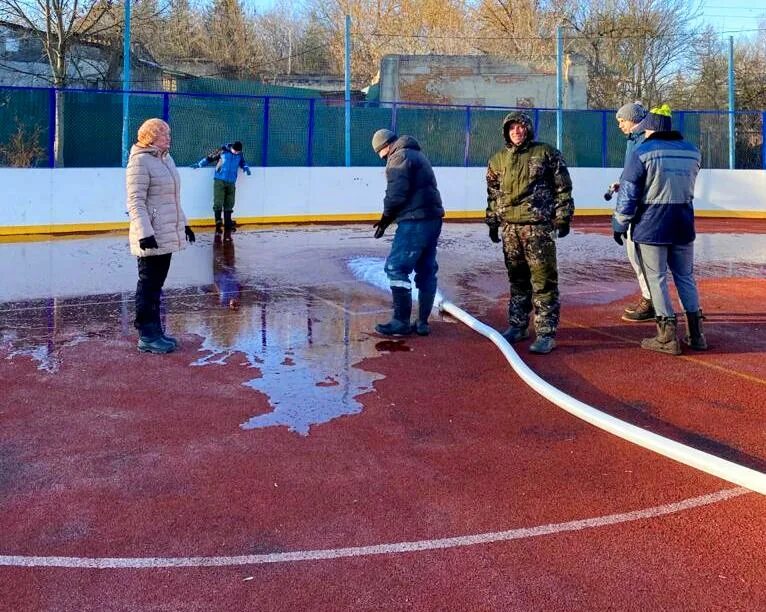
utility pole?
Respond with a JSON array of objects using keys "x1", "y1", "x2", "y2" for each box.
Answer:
[
  {"x1": 344, "y1": 14, "x2": 351, "y2": 167},
  {"x1": 121, "y1": 0, "x2": 132, "y2": 167},
  {"x1": 728, "y1": 36, "x2": 736, "y2": 170},
  {"x1": 556, "y1": 25, "x2": 563, "y2": 151}
]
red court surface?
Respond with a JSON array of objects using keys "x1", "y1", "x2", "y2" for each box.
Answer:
[{"x1": 0, "y1": 220, "x2": 764, "y2": 610}]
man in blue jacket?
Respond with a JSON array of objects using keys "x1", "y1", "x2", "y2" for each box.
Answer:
[
  {"x1": 193, "y1": 141, "x2": 251, "y2": 239},
  {"x1": 371, "y1": 128, "x2": 445, "y2": 337},
  {"x1": 613, "y1": 105, "x2": 708, "y2": 355}
]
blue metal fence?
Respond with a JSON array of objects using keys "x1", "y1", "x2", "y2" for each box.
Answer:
[{"x1": 0, "y1": 85, "x2": 764, "y2": 170}]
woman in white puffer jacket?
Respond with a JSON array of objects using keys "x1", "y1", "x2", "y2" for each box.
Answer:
[{"x1": 126, "y1": 118, "x2": 195, "y2": 354}]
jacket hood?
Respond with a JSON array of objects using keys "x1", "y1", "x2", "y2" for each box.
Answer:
[
  {"x1": 389, "y1": 135, "x2": 421, "y2": 154},
  {"x1": 502, "y1": 111, "x2": 535, "y2": 146}
]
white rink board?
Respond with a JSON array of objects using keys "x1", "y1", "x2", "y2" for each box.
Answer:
[{"x1": 0, "y1": 166, "x2": 764, "y2": 231}]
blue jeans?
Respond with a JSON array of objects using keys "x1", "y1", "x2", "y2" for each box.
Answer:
[
  {"x1": 384, "y1": 218, "x2": 442, "y2": 293},
  {"x1": 637, "y1": 242, "x2": 700, "y2": 317}
]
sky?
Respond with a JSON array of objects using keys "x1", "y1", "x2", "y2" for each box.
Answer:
[
  {"x1": 244, "y1": 0, "x2": 766, "y2": 37},
  {"x1": 699, "y1": 1, "x2": 766, "y2": 35}
]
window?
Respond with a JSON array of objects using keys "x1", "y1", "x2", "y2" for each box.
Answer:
[
  {"x1": 162, "y1": 74, "x2": 177, "y2": 92},
  {"x1": 4, "y1": 37, "x2": 20, "y2": 54}
]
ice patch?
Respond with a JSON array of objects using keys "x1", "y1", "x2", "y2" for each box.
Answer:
[{"x1": 347, "y1": 256, "x2": 444, "y2": 308}]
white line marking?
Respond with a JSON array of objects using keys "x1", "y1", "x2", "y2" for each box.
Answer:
[{"x1": 0, "y1": 488, "x2": 746, "y2": 569}]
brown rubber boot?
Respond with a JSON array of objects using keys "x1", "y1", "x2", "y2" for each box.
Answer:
[
  {"x1": 683, "y1": 310, "x2": 708, "y2": 350},
  {"x1": 641, "y1": 315, "x2": 682, "y2": 355},
  {"x1": 622, "y1": 297, "x2": 654, "y2": 322}
]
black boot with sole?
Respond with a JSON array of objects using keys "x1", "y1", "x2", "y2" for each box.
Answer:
[{"x1": 683, "y1": 309, "x2": 708, "y2": 350}]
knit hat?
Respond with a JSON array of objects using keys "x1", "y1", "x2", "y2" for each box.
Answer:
[
  {"x1": 634, "y1": 104, "x2": 673, "y2": 132},
  {"x1": 372, "y1": 129, "x2": 397, "y2": 153},
  {"x1": 616, "y1": 102, "x2": 647, "y2": 124},
  {"x1": 231, "y1": 141, "x2": 243, "y2": 152},
  {"x1": 136, "y1": 118, "x2": 170, "y2": 147}
]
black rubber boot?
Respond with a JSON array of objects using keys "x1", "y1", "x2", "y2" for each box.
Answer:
[
  {"x1": 641, "y1": 315, "x2": 681, "y2": 355},
  {"x1": 224, "y1": 210, "x2": 236, "y2": 232},
  {"x1": 412, "y1": 289, "x2": 436, "y2": 336},
  {"x1": 501, "y1": 327, "x2": 530, "y2": 343},
  {"x1": 137, "y1": 323, "x2": 175, "y2": 354},
  {"x1": 214, "y1": 209, "x2": 223, "y2": 233},
  {"x1": 161, "y1": 329, "x2": 179, "y2": 349},
  {"x1": 223, "y1": 210, "x2": 236, "y2": 242},
  {"x1": 376, "y1": 287, "x2": 412, "y2": 336},
  {"x1": 683, "y1": 310, "x2": 708, "y2": 350}
]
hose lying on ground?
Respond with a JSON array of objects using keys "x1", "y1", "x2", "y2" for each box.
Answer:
[{"x1": 437, "y1": 297, "x2": 766, "y2": 496}]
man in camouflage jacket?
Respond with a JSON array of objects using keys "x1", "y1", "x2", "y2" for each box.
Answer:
[{"x1": 486, "y1": 111, "x2": 574, "y2": 354}]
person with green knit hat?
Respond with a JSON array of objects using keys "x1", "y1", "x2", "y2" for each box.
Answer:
[{"x1": 613, "y1": 103, "x2": 708, "y2": 355}]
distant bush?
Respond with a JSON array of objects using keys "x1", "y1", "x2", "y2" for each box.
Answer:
[{"x1": 0, "y1": 121, "x2": 45, "y2": 167}]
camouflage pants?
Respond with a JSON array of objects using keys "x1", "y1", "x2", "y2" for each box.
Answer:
[{"x1": 501, "y1": 223, "x2": 560, "y2": 337}]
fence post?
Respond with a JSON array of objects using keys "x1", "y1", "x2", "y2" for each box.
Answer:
[
  {"x1": 162, "y1": 93, "x2": 170, "y2": 123},
  {"x1": 261, "y1": 96, "x2": 270, "y2": 167},
  {"x1": 47, "y1": 87, "x2": 56, "y2": 168},
  {"x1": 728, "y1": 35, "x2": 736, "y2": 169},
  {"x1": 464, "y1": 106, "x2": 471, "y2": 167},
  {"x1": 307, "y1": 98, "x2": 315, "y2": 167},
  {"x1": 601, "y1": 110, "x2": 608, "y2": 168},
  {"x1": 391, "y1": 102, "x2": 398, "y2": 133},
  {"x1": 762, "y1": 112, "x2": 766, "y2": 170},
  {"x1": 344, "y1": 14, "x2": 351, "y2": 167},
  {"x1": 556, "y1": 25, "x2": 563, "y2": 150}
]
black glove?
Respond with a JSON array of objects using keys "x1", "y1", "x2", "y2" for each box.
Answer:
[
  {"x1": 185, "y1": 226, "x2": 196, "y2": 243},
  {"x1": 373, "y1": 214, "x2": 393, "y2": 239},
  {"x1": 555, "y1": 222, "x2": 570, "y2": 238},
  {"x1": 488, "y1": 225, "x2": 501, "y2": 243},
  {"x1": 139, "y1": 235, "x2": 159, "y2": 250},
  {"x1": 613, "y1": 231, "x2": 626, "y2": 246}
]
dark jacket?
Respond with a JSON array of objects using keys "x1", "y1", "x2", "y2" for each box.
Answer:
[
  {"x1": 485, "y1": 117, "x2": 574, "y2": 226},
  {"x1": 383, "y1": 136, "x2": 444, "y2": 221},
  {"x1": 613, "y1": 131, "x2": 700, "y2": 245}
]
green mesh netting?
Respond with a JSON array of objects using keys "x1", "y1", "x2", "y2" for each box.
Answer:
[
  {"x1": 0, "y1": 88, "x2": 50, "y2": 167},
  {"x1": 1, "y1": 87, "x2": 762, "y2": 169}
]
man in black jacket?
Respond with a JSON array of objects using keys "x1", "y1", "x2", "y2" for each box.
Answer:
[{"x1": 371, "y1": 129, "x2": 445, "y2": 336}]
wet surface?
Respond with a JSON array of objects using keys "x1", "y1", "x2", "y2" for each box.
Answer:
[{"x1": 1, "y1": 222, "x2": 764, "y2": 435}]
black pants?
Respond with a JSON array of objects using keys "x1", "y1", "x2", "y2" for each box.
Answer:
[{"x1": 134, "y1": 253, "x2": 172, "y2": 337}]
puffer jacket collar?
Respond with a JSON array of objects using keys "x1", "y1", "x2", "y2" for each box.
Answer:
[{"x1": 130, "y1": 144, "x2": 169, "y2": 159}]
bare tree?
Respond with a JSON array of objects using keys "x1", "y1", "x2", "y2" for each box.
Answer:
[
  {"x1": 565, "y1": 0, "x2": 703, "y2": 109},
  {"x1": 0, "y1": 0, "x2": 123, "y2": 164},
  {"x1": 472, "y1": 0, "x2": 575, "y2": 66},
  {"x1": 305, "y1": 0, "x2": 476, "y2": 85}
]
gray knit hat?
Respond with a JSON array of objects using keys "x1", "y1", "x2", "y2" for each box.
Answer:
[
  {"x1": 372, "y1": 129, "x2": 396, "y2": 153},
  {"x1": 616, "y1": 102, "x2": 647, "y2": 124}
]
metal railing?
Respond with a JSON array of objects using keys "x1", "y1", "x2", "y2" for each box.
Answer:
[{"x1": 1, "y1": 85, "x2": 764, "y2": 170}]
